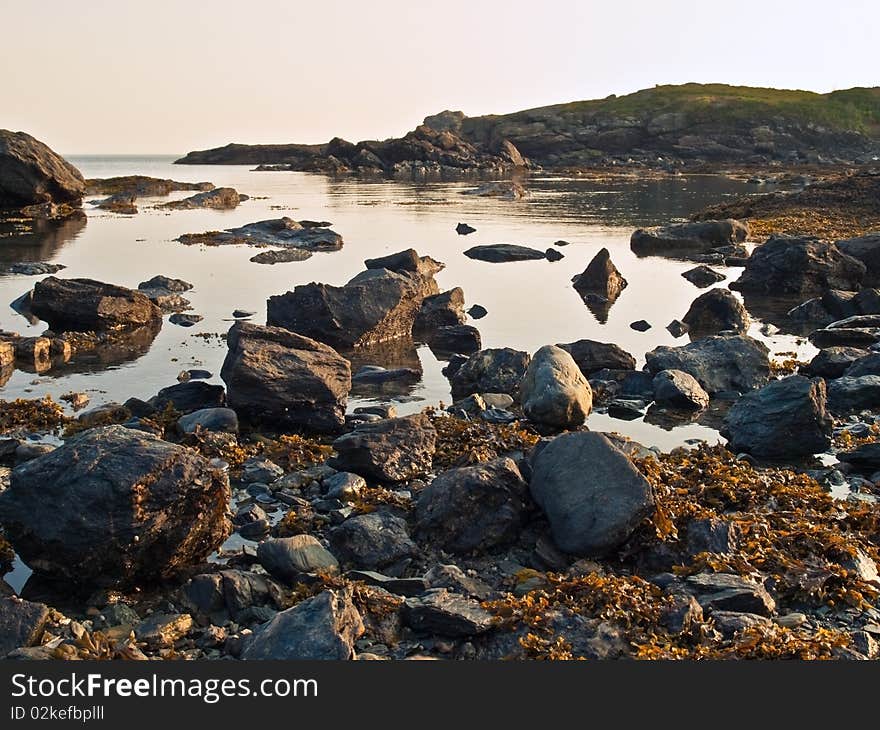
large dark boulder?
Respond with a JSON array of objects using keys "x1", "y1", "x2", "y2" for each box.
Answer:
[
  {"x1": 722, "y1": 376, "x2": 832, "y2": 458},
  {"x1": 827, "y1": 375, "x2": 880, "y2": 413},
  {"x1": 802, "y1": 347, "x2": 870, "y2": 378},
  {"x1": 529, "y1": 432, "x2": 654, "y2": 556},
  {"x1": 267, "y1": 265, "x2": 438, "y2": 349},
  {"x1": 836, "y1": 233, "x2": 880, "y2": 285},
  {"x1": 329, "y1": 512, "x2": 418, "y2": 569},
  {"x1": 0, "y1": 426, "x2": 231, "y2": 587},
  {"x1": 30, "y1": 277, "x2": 162, "y2": 331},
  {"x1": 631, "y1": 219, "x2": 748, "y2": 255},
  {"x1": 416, "y1": 457, "x2": 529, "y2": 552},
  {"x1": 682, "y1": 288, "x2": 750, "y2": 336},
  {"x1": 572, "y1": 248, "x2": 628, "y2": 302},
  {"x1": 220, "y1": 322, "x2": 351, "y2": 433},
  {"x1": 413, "y1": 288, "x2": 466, "y2": 332},
  {"x1": 557, "y1": 339, "x2": 636, "y2": 376},
  {"x1": 645, "y1": 335, "x2": 770, "y2": 394},
  {"x1": 731, "y1": 236, "x2": 865, "y2": 296},
  {"x1": 448, "y1": 347, "x2": 531, "y2": 399},
  {"x1": 150, "y1": 381, "x2": 226, "y2": 413},
  {"x1": 0, "y1": 130, "x2": 85, "y2": 210},
  {"x1": 0, "y1": 598, "x2": 50, "y2": 656},
  {"x1": 520, "y1": 345, "x2": 592, "y2": 429},
  {"x1": 330, "y1": 414, "x2": 436, "y2": 482}
]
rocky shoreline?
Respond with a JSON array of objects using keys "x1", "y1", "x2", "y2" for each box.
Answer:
[{"x1": 3, "y1": 129, "x2": 880, "y2": 661}]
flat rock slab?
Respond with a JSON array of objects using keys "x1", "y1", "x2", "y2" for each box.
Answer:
[
  {"x1": 463, "y1": 244, "x2": 547, "y2": 263},
  {"x1": 402, "y1": 589, "x2": 494, "y2": 637}
]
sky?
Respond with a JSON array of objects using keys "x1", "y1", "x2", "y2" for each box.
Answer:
[{"x1": 2, "y1": 0, "x2": 878, "y2": 154}]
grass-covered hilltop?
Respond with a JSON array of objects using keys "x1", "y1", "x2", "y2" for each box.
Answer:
[{"x1": 176, "y1": 83, "x2": 880, "y2": 173}]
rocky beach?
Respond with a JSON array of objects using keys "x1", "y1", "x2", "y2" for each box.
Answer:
[{"x1": 3, "y1": 85, "x2": 880, "y2": 662}]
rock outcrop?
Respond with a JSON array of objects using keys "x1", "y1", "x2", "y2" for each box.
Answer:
[{"x1": 0, "y1": 130, "x2": 85, "y2": 210}]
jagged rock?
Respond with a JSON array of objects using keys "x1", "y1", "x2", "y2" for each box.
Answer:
[
  {"x1": 448, "y1": 347, "x2": 531, "y2": 399},
  {"x1": 463, "y1": 244, "x2": 546, "y2": 263},
  {"x1": 530, "y1": 432, "x2": 654, "y2": 556},
  {"x1": 557, "y1": 339, "x2": 636, "y2": 376},
  {"x1": 402, "y1": 589, "x2": 494, "y2": 637},
  {"x1": 427, "y1": 325, "x2": 482, "y2": 356},
  {"x1": 645, "y1": 335, "x2": 770, "y2": 394},
  {"x1": 682, "y1": 288, "x2": 750, "y2": 336},
  {"x1": 843, "y1": 352, "x2": 880, "y2": 378},
  {"x1": 652, "y1": 369, "x2": 709, "y2": 410},
  {"x1": 330, "y1": 414, "x2": 435, "y2": 482},
  {"x1": 682, "y1": 265, "x2": 726, "y2": 288},
  {"x1": 836, "y1": 233, "x2": 880, "y2": 285},
  {"x1": 416, "y1": 458, "x2": 529, "y2": 552},
  {"x1": 520, "y1": 345, "x2": 592, "y2": 428},
  {"x1": 0, "y1": 597, "x2": 50, "y2": 656},
  {"x1": 241, "y1": 588, "x2": 363, "y2": 660},
  {"x1": 827, "y1": 375, "x2": 880, "y2": 413},
  {"x1": 30, "y1": 277, "x2": 162, "y2": 331},
  {"x1": 159, "y1": 187, "x2": 247, "y2": 210},
  {"x1": 0, "y1": 426, "x2": 230, "y2": 586},
  {"x1": 257, "y1": 536, "x2": 339, "y2": 582},
  {"x1": 722, "y1": 376, "x2": 832, "y2": 458},
  {"x1": 572, "y1": 248, "x2": 628, "y2": 301},
  {"x1": 364, "y1": 248, "x2": 443, "y2": 276},
  {"x1": 685, "y1": 573, "x2": 776, "y2": 616},
  {"x1": 802, "y1": 347, "x2": 870, "y2": 378},
  {"x1": 631, "y1": 219, "x2": 748, "y2": 255},
  {"x1": 221, "y1": 322, "x2": 351, "y2": 433},
  {"x1": 456, "y1": 222, "x2": 476, "y2": 235},
  {"x1": 0, "y1": 130, "x2": 85, "y2": 210},
  {"x1": 329, "y1": 512, "x2": 418, "y2": 569},
  {"x1": 731, "y1": 235, "x2": 865, "y2": 296},
  {"x1": 413, "y1": 288, "x2": 466, "y2": 331},
  {"x1": 666, "y1": 319, "x2": 689, "y2": 338}
]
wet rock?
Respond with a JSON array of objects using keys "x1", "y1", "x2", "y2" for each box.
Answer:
[
  {"x1": 555, "y1": 340, "x2": 636, "y2": 377},
  {"x1": 682, "y1": 265, "x2": 726, "y2": 288},
  {"x1": 30, "y1": 277, "x2": 162, "y2": 331},
  {"x1": 682, "y1": 288, "x2": 749, "y2": 336},
  {"x1": 448, "y1": 347, "x2": 530, "y2": 399},
  {"x1": 138, "y1": 276, "x2": 193, "y2": 294},
  {"x1": 354, "y1": 405, "x2": 397, "y2": 420},
  {"x1": 413, "y1": 288, "x2": 466, "y2": 332},
  {"x1": 150, "y1": 381, "x2": 226, "y2": 413},
  {"x1": 416, "y1": 457, "x2": 529, "y2": 552},
  {"x1": 630, "y1": 320, "x2": 652, "y2": 332},
  {"x1": 0, "y1": 425, "x2": 231, "y2": 586},
  {"x1": 352, "y1": 366, "x2": 420, "y2": 385},
  {"x1": 467, "y1": 304, "x2": 488, "y2": 319},
  {"x1": 427, "y1": 325, "x2": 482, "y2": 357},
  {"x1": 456, "y1": 222, "x2": 476, "y2": 235},
  {"x1": 169, "y1": 312, "x2": 203, "y2": 327},
  {"x1": 0, "y1": 597, "x2": 50, "y2": 656},
  {"x1": 267, "y1": 264, "x2": 438, "y2": 349},
  {"x1": 250, "y1": 248, "x2": 313, "y2": 265},
  {"x1": 329, "y1": 512, "x2": 418, "y2": 569},
  {"x1": 159, "y1": 187, "x2": 247, "y2": 210},
  {"x1": 666, "y1": 319, "x2": 689, "y2": 338},
  {"x1": 241, "y1": 588, "x2": 363, "y2": 660},
  {"x1": 463, "y1": 244, "x2": 546, "y2": 263},
  {"x1": 572, "y1": 248, "x2": 628, "y2": 302},
  {"x1": 838, "y1": 442, "x2": 880, "y2": 471},
  {"x1": 545, "y1": 248, "x2": 564, "y2": 262},
  {"x1": 0, "y1": 130, "x2": 85, "y2": 210},
  {"x1": 530, "y1": 432, "x2": 654, "y2": 556},
  {"x1": 631, "y1": 219, "x2": 748, "y2": 256},
  {"x1": 96, "y1": 192, "x2": 137, "y2": 214},
  {"x1": 520, "y1": 345, "x2": 592, "y2": 429},
  {"x1": 809, "y1": 326, "x2": 880, "y2": 349},
  {"x1": 802, "y1": 347, "x2": 869, "y2": 378},
  {"x1": 177, "y1": 407, "x2": 238, "y2": 435},
  {"x1": 685, "y1": 573, "x2": 776, "y2": 616},
  {"x1": 402, "y1": 589, "x2": 494, "y2": 637},
  {"x1": 221, "y1": 322, "x2": 351, "y2": 433},
  {"x1": 723, "y1": 376, "x2": 831, "y2": 458},
  {"x1": 836, "y1": 233, "x2": 880, "y2": 285},
  {"x1": 330, "y1": 414, "x2": 435, "y2": 482},
  {"x1": 4, "y1": 262, "x2": 66, "y2": 275},
  {"x1": 843, "y1": 352, "x2": 880, "y2": 378},
  {"x1": 242, "y1": 458, "x2": 284, "y2": 484},
  {"x1": 731, "y1": 235, "x2": 865, "y2": 296},
  {"x1": 14, "y1": 443, "x2": 55, "y2": 465},
  {"x1": 827, "y1": 375, "x2": 880, "y2": 413},
  {"x1": 652, "y1": 369, "x2": 709, "y2": 410},
  {"x1": 364, "y1": 248, "x2": 444, "y2": 276},
  {"x1": 685, "y1": 518, "x2": 739, "y2": 557},
  {"x1": 645, "y1": 335, "x2": 770, "y2": 394},
  {"x1": 257, "y1": 536, "x2": 339, "y2": 582}
]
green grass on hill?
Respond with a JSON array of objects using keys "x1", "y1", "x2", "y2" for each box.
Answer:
[{"x1": 519, "y1": 83, "x2": 880, "y2": 136}]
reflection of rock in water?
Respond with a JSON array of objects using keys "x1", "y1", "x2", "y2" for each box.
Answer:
[
  {"x1": 581, "y1": 293, "x2": 618, "y2": 324},
  {"x1": 0, "y1": 211, "x2": 86, "y2": 265},
  {"x1": 739, "y1": 292, "x2": 814, "y2": 336},
  {"x1": 644, "y1": 401, "x2": 731, "y2": 433},
  {"x1": 45, "y1": 322, "x2": 163, "y2": 376},
  {"x1": 346, "y1": 338, "x2": 423, "y2": 399}
]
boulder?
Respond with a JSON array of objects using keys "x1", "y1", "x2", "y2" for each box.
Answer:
[
  {"x1": 0, "y1": 130, "x2": 85, "y2": 210},
  {"x1": 681, "y1": 265, "x2": 726, "y2": 288},
  {"x1": 685, "y1": 573, "x2": 776, "y2": 616},
  {"x1": 220, "y1": 322, "x2": 351, "y2": 433},
  {"x1": 682, "y1": 288, "x2": 750, "y2": 336},
  {"x1": 0, "y1": 426, "x2": 230, "y2": 586},
  {"x1": 837, "y1": 442, "x2": 880, "y2": 471},
  {"x1": 30, "y1": 277, "x2": 162, "y2": 331},
  {"x1": 138, "y1": 275, "x2": 193, "y2": 293},
  {"x1": 364, "y1": 248, "x2": 443, "y2": 276},
  {"x1": 572, "y1": 248, "x2": 627, "y2": 301},
  {"x1": 427, "y1": 325, "x2": 482, "y2": 356},
  {"x1": 529, "y1": 432, "x2": 654, "y2": 556},
  {"x1": 159, "y1": 187, "x2": 246, "y2": 210},
  {"x1": 413, "y1": 288, "x2": 467, "y2": 331},
  {"x1": 827, "y1": 375, "x2": 880, "y2": 413},
  {"x1": 256, "y1": 536, "x2": 339, "y2": 582},
  {"x1": 557, "y1": 339, "x2": 636, "y2": 376},
  {"x1": 836, "y1": 233, "x2": 880, "y2": 285},
  {"x1": 802, "y1": 347, "x2": 870, "y2": 378},
  {"x1": 520, "y1": 345, "x2": 592, "y2": 429},
  {"x1": 722, "y1": 376, "x2": 832, "y2": 458},
  {"x1": 448, "y1": 347, "x2": 531, "y2": 399},
  {"x1": 0, "y1": 597, "x2": 50, "y2": 656},
  {"x1": 267, "y1": 266, "x2": 438, "y2": 349},
  {"x1": 652, "y1": 369, "x2": 709, "y2": 410},
  {"x1": 731, "y1": 235, "x2": 865, "y2": 296},
  {"x1": 150, "y1": 381, "x2": 226, "y2": 413},
  {"x1": 463, "y1": 244, "x2": 547, "y2": 263},
  {"x1": 843, "y1": 352, "x2": 880, "y2": 378},
  {"x1": 631, "y1": 219, "x2": 748, "y2": 255},
  {"x1": 241, "y1": 588, "x2": 363, "y2": 660},
  {"x1": 415, "y1": 458, "x2": 529, "y2": 552},
  {"x1": 177, "y1": 408, "x2": 239, "y2": 435},
  {"x1": 330, "y1": 414, "x2": 436, "y2": 482},
  {"x1": 645, "y1": 335, "x2": 770, "y2": 394},
  {"x1": 329, "y1": 512, "x2": 418, "y2": 569},
  {"x1": 401, "y1": 589, "x2": 494, "y2": 637}
]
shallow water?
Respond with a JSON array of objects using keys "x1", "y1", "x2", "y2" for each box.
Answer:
[{"x1": 0, "y1": 157, "x2": 814, "y2": 453}]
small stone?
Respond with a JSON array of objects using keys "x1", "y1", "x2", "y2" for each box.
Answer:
[
  {"x1": 630, "y1": 320, "x2": 652, "y2": 332},
  {"x1": 402, "y1": 589, "x2": 494, "y2": 637},
  {"x1": 136, "y1": 613, "x2": 193, "y2": 649},
  {"x1": 257, "y1": 535, "x2": 339, "y2": 581}
]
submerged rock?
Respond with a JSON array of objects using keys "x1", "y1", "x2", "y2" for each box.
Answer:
[
  {"x1": 463, "y1": 244, "x2": 547, "y2": 263},
  {"x1": 520, "y1": 345, "x2": 593, "y2": 429},
  {"x1": 682, "y1": 288, "x2": 750, "y2": 336},
  {"x1": 530, "y1": 432, "x2": 654, "y2": 556},
  {"x1": 723, "y1": 376, "x2": 832, "y2": 458},
  {"x1": 0, "y1": 426, "x2": 230, "y2": 586},
  {"x1": 179, "y1": 217, "x2": 342, "y2": 251},
  {"x1": 159, "y1": 187, "x2": 247, "y2": 210},
  {"x1": 221, "y1": 322, "x2": 351, "y2": 433},
  {"x1": 31, "y1": 277, "x2": 162, "y2": 331},
  {"x1": 0, "y1": 130, "x2": 85, "y2": 210},
  {"x1": 682, "y1": 265, "x2": 726, "y2": 288}
]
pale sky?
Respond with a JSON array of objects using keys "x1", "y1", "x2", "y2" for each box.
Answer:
[{"x1": 2, "y1": 0, "x2": 877, "y2": 154}]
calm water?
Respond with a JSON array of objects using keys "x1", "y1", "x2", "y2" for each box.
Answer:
[{"x1": 0, "y1": 156, "x2": 812, "y2": 451}]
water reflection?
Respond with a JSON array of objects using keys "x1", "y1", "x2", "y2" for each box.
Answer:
[{"x1": 0, "y1": 212, "x2": 87, "y2": 265}]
